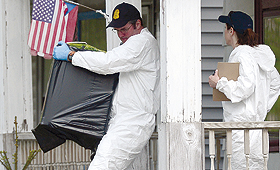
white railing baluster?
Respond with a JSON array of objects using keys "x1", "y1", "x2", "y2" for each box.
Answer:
[
  {"x1": 216, "y1": 138, "x2": 220, "y2": 170},
  {"x1": 244, "y1": 129, "x2": 250, "y2": 170},
  {"x1": 262, "y1": 129, "x2": 269, "y2": 170},
  {"x1": 209, "y1": 130, "x2": 215, "y2": 170},
  {"x1": 226, "y1": 130, "x2": 232, "y2": 170}
]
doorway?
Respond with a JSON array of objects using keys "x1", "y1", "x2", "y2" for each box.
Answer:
[
  {"x1": 255, "y1": 0, "x2": 280, "y2": 121},
  {"x1": 255, "y1": 0, "x2": 280, "y2": 158}
]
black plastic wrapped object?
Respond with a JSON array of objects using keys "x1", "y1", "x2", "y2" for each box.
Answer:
[{"x1": 32, "y1": 59, "x2": 119, "y2": 153}]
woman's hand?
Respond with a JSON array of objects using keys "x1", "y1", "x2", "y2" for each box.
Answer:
[{"x1": 209, "y1": 70, "x2": 220, "y2": 88}]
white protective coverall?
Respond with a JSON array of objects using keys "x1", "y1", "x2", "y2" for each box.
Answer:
[
  {"x1": 216, "y1": 45, "x2": 280, "y2": 170},
  {"x1": 71, "y1": 28, "x2": 160, "y2": 170}
]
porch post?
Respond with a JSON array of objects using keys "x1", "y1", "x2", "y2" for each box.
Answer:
[
  {"x1": 0, "y1": 0, "x2": 33, "y2": 169},
  {"x1": 158, "y1": 0, "x2": 203, "y2": 169}
]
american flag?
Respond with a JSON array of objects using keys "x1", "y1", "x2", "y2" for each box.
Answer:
[{"x1": 28, "y1": 0, "x2": 78, "y2": 59}]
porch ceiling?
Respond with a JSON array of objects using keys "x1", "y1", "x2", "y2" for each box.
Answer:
[{"x1": 76, "y1": 0, "x2": 105, "y2": 12}]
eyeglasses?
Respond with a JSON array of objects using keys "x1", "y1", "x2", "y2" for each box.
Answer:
[{"x1": 112, "y1": 24, "x2": 133, "y2": 34}]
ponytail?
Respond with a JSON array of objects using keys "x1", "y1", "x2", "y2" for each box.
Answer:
[
  {"x1": 236, "y1": 29, "x2": 259, "y2": 47},
  {"x1": 226, "y1": 23, "x2": 259, "y2": 47}
]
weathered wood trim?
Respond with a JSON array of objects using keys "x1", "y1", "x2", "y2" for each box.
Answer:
[
  {"x1": 204, "y1": 121, "x2": 280, "y2": 130},
  {"x1": 262, "y1": 0, "x2": 280, "y2": 9},
  {"x1": 255, "y1": 0, "x2": 263, "y2": 43},
  {"x1": 17, "y1": 132, "x2": 35, "y2": 140},
  {"x1": 167, "y1": 122, "x2": 204, "y2": 170}
]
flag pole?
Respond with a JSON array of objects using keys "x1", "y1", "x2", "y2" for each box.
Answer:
[{"x1": 63, "y1": 0, "x2": 109, "y2": 20}]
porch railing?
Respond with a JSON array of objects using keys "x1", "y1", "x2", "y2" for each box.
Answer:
[
  {"x1": 204, "y1": 121, "x2": 280, "y2": 170},
  {"x1": 17, "y1": 132, "x2": 158, "y2": 170},
  {"x1": 17, "y1": 121, "x2": 280, "y2": 170},
  {"x1": 18, "y1": 133, "x2": 91, "y2": 169}
]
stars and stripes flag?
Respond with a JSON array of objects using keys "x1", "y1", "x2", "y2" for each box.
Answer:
[{"x1": 28, "y1": 0, "x2": 78, "y2": 59}]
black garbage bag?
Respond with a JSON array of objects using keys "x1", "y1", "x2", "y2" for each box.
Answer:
[{"x1": 32, "y1": 56, "x2": 119, "y2": 153}]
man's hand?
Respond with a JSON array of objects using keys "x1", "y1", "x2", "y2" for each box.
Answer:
[
  {"x1": 209, "y1": 70, "x2": 220, "y2": 88},
  {"x1": 53, "y1": 41, "x2": 71, "y2": 61}
]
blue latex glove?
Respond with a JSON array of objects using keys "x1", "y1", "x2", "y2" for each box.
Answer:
[{"x1": 53, "y1": 41, "x2": 71, "y2": 61}]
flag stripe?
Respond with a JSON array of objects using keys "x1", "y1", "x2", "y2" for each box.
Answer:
[
  {"x1": 60, "y1": 2, "x2": 68, "y2": 42},
  {"x1": 65, "y1": 5, "x2": 78, "y2": 42},
  {"x1": 30, "y1": 20, "x2": 39, "y2": 50},
  {"x1": 28, "y1": 20, "x2": 36, "y2": 47},
  {"x1": 36, "y1": 22, "x2": 45, "y2": 52},
  {"x1": 61, "y1": 10, "x2": 68, "y2": 42},
  {"x1": 33, "y1": 21, "x2": 41, "y2": 50},
  {"x1": 49, "y1": 0, "x2": 63, "y2": 54},
  {"x1": 43, "y1": 23, "x2": 52, "y2": 54},
  {"x1": 46, "y1": 0, "x2": 60, "y2": 54},
  {"x1": 39, "y1": 23, "x2": 48, "y2": 53}
]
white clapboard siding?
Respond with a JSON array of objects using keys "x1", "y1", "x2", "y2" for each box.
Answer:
[
  {"x1": 201, "y1": 0, "x2": 224, "y2": 122},
  {"x1": 201, "y1": 0, "x2": 224, "y2": 169}
]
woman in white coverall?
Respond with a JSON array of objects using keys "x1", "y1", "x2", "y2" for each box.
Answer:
[
  {"x1": 53, "y1": 2, "x2": 160, "y2": 170},
  {"x1": 209, "y1": 11, "x2": 280, "y2": 170}
]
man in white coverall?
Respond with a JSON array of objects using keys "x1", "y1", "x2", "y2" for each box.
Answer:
[
  {"x1": 209, "y1": 11, "x2": 280, "y2": 169},
  {"x1": 53, "y1": 2, "x2": 160, "y2": 170}
]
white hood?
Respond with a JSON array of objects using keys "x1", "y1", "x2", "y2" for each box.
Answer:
[{"x1": 252, "y1": 45, "x2": 276, "y2": 72}]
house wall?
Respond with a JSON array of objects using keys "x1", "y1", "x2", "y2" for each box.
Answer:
[
  {"x1": 201, "y1": 0, "x2": 224, "y2": 123},
  {"x1": 201, "y1": 1, "x2": 224, "y2": 169}
]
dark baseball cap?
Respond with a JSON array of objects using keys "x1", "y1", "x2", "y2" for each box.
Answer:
[
  {"x1": 218, "y1": 11, "x2": 253, "y2": 34},
  {"x1": 106, "y1": 2, "x2": 141, "y2": 28}
]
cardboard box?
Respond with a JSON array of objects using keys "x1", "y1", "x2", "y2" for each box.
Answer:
[{"x1": 213, "y1": 62, "x2": 239, "y2": 101}]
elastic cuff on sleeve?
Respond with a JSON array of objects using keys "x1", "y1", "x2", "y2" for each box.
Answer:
[{"x1": 216, "y1": 77, "x2": 228, "y2": 90}]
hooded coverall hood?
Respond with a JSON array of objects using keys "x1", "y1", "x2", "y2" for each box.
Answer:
[{"x1": 253, "y1": 45, "x2": 276, "y2": 72}]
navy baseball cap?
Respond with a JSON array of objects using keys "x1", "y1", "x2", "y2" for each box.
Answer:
[
  {"x1": 106, "y1": 2, "x2": 141, "y2": 28},
  {"x1": 218, "y1": 11, "x2": 253, "y2": 34}
]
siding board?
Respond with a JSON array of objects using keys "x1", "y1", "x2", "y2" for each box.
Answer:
[
  {"x1": 201, "y1": 7, "x2": 223, "y2": 20},
  {"x1": 202, "y1": 95, "x2": 222, "y2": 108},
  {"x1": 202, "y1": 108, "x2": 223, "y2": 121},
  {"x1": 201, "y1": 1, "x2": 224, "y2": 168},
  {"x1": 202, "y1": 33, "x2": 224, "y2": 45},
  {"x1": 202, "y1": 45, "x2": 224, "y2": 58},
  {"x1": 201, "y1": 0, "x2": 223, "y2": 7},
  {"x1": 202, "y1": 58, "x2": 223, "y2": 70},
  {"x1": 202, "y1": 70, "x2": 218, "y2": 82},
  {"x1": 202, "y1": 83, "x2": 214, "y2": 95},
  {"x1": 202, "y1": 20, "x2": 224, "y2": 32}
]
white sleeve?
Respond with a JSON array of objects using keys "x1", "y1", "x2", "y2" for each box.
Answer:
[
  {"x1": 216, "y1": 56, "x2": 256, "y2": 103},
  {"x1": 267, "y1": 67, "x2": 280, "y2": 111},
  {"x1": 71, "y1": 35, "x2": 149, "y2": 75}
]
